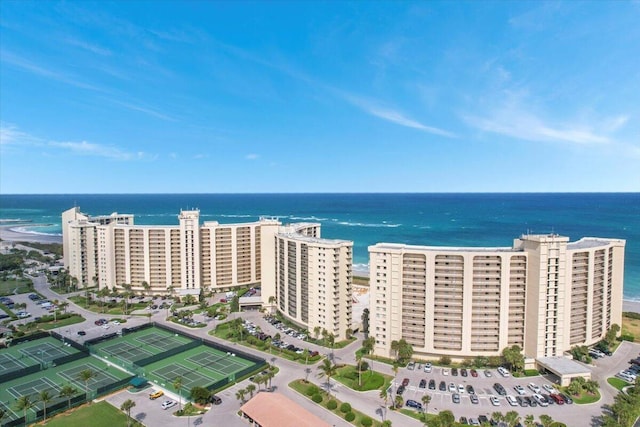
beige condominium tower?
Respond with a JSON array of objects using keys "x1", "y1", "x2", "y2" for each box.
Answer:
[
  {"x1": 368, "y1": 234, "x2": 625, "y2": 359},
  {"x1": 62, "y1": 207, "x2": 353, "y2": 339}
]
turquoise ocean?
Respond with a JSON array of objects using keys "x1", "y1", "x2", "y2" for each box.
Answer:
[{"x1": 1, "y1": 193, "x2": 639, "y2": 300}]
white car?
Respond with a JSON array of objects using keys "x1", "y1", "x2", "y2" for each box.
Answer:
[
  {"x1": 161, "y1": 400, "x2": 177, "y2": 410},
  {"x1": 543, "y1": 384, "x2": 555, "y2": 393},
  {"x1": 442, "y1": 368, "x2": 450, "y2": 376},
  {"x1": 528, "y1": 383, "x2": 541, "y2": 394},
  {"x1": 112, "y1": 320, "x2": 120, "y2": 325},
  {"x1": 102, "y1": 324, "x2": 110, "y2": 329},
  {"x1": 458, "y1": 384, "x2": 465, "y2": 393},
  {"x1": 16, "y1": 311, "x2": 31, "y2": 319},
  {"x1": 449, "y1": 382, "x2": 456, "y2": 392},
  {"x1": 533, "y1": 394, "x2": 549, "y2": 407},
  {"x1": 506, "y1": 395, "x2": 518, "y2": 406},
  {"x1": 424, "y1": 362, "x2": 432, "y2": 373},
  {"x1": 490, "y1": 395, "x2": 501, "y2": 406},
  {"x1": 514, "y1": 385, "x2": 526, "y2": 395},
  {"x1": 497, "y1": 367, "x2": 510, "y2": 377}
]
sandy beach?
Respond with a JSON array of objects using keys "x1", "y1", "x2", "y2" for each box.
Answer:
[{"x1": 2, "y1": 225, "x2": 639, "y2": 314}]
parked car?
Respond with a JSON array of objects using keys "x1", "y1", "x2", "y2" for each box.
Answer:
[
  {"x1": 452, "y1": 393, "x2": 460, "y2": 404},
  {"x1": 406, "y1": 399, "x2": 423, "y2": 410},
  {"x1": 506, "y1": 395, "x2": 518, "y2": 406},
  {"x1": 528, "y1": 383, "x2": 541, "y2": 394},
  {"x1": 470, "y1": 369, "x2": 478, "y2": 377},
  {"x1": 442, "y1": 368, "x2": 450, "y2": 376},
  {"x1": 210, "y1": 395, "x2": 222, "y2": 405},
  {"x1": 543, "y1": 384, "x2": 555, "y2": 393},
  {"x1": 490, "y1": 395, "x2": 501, "y2": 406},
  {"x1": 424, "y1": 362, "x2": 432, "y2": 373},
  {"x1": 484, "y1": 370, "x2": 492, "y2": 377},
  {"x1": 514, "y1": 385, "x2": 526, "y2": 395},
  {"x1": 396, "y1": 385, "x2": 405, "y2": 395},
  {"x1": 407, "y1": 361, "x2": 415, "y2": 370},
  {"x1": 451, "y1": 368, "x2": 458, "y2": 376},
  {"x1": 470, "y1": 394, "x2": 479, "y2": 404},
  {"x1": 560, "y1": 393, "x2": 573, "y2": 404},
  {"x1": 439, "y1": 381, "x2": 446, "y2": 391},
  {"x1": 161, "y1": 400, "x2": 177, "y2": 410},
  {"x1": 149, "y1": 390, "x2": 164, "y2": 400},
  {"x1": 77, "y1": 330, "x2": 86, "y2": 336},
  {"x1": 466, "y1": 385, "x2": 475, "y2": 394},
  {"x1": 16, "y1": 311, "x2": 31, "y2": 319},
  {"x1": 419, "y1": 379, "x2": 427, "y2": 389},
  {"x1": 428, "y1": 379, "x2": 436, "y2": 390},
  {"x1": 402, "y1": 378, "x2": 410, "y2": 387},
  {"x1": 461, "y1": 368, "x2": 468, "y2": 377},
  {"x1": 497, "y1": 366, "x2": 510, "y2": 377}
]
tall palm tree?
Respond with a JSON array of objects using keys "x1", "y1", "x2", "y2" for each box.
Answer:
[
  {"x1": 59, "y1": 384, "x2": 78, "y2": 408},
  {"x1": 120, "y1": 399, "x2": 136, "y2": 427},
  {"x1": 78, "y1": 369, "x2": 96, "y2": 402},
  {"x1": 98, "y1": 287, "x2": 110, "y2": 313},
  {"x1": 246, "y1": 384, "x2": 256, "y2": 398},
  {"x1": 14, "y1": 395, "x2": 35, "y2": 423},
  {"x1": 235, "y1": 389, "x2": 246, "y2": 404},
  {"x1": 39, "y1": 389, "x2": 53, "y2": 422},
  {"x1": 141, "y1": 281, "x2": 151, "y2": 298},
  {"x1": 379, "y1": 388, "x2": 388, "y2": 421},
  {"x1": 313, "y1": 326, "x2": 321, "y2": 340},
  {"x1": 356, "y1": 353, "x2": 364, "y2": 387},
  {"x1": 122, "y1": 284, "x2": 132, "y2": 315},
  {"x1": 539, "y1": 415, "x2": 554, "y2": 427},
  {"x1": 524, "y1": 414, "x2": 535, "y2": 427},
  {"x1": 316, "y1": 358, "x2": 337, "y2": 396},
  {"x1": 504, "y1": 410, "x2": 520, "y2": 427},
  {"x1": 421, "y1": 394, "x2": 431, "y2": 420},
  {"x1": 390, "y1": 340, "x2": 400, "y2": 360},
  {"x1": 394, "y1": 394, "x2": 403, "y2": 409},
  {"x1": 173, "y1": 376, "x2": 184, "y2": 411}
]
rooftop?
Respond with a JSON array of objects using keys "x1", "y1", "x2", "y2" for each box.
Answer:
[
  {"x1": 537, "y1": 356, "x2": 591, "y2": 376},
  {"x1": 240, "y1": 392, "x2": 331, "y2": 427}
]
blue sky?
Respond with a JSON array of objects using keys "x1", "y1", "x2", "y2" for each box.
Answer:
[{"x1": 1, "y1": 1, "x2": 639, "y2": 194}]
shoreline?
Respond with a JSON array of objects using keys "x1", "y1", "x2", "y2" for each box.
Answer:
[{"x1": 2, "y1": 225, "x2": 639, "y2": 314}]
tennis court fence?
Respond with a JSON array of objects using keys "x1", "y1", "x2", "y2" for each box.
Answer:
[{"x1": 0, "y1": 364, "x2": 40, "y2": 383}]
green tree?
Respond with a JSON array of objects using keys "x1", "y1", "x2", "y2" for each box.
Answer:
[
  {"x1": 584, "y1": 379, "x2": 599, "y2": 394},
  {"x1": 421, "y1": 394, "x2": 431, "y2": 420},
  {"x1": 317, "y1": 358, "x2": 337, "y2": 396},
  {"x1": 235, "y1": 388, "x2": 246, "y2": 404},
  {"x1": 173, "y1": 376, "x2": 184, "y2": 411},
  {"x1": 394, "y1": 394, "x2": 403, "y2": 409},
  {"x1": 524, "y1": 415, "x2": 535, "y2": 427},
  {"x1": 379, "y1": 388, "x2": 388, "y2": 421},
  {"x1": 59, "y1": 384, "x2": 78, "y2": 408},
  {"x1": 390, "y1": 340, "x2": 400, "y2": 359},
  {"x1": 246, "y1": 384, "x2": 256, "y2": 398},
  {"x1": 38, "y1": 389, "x2": 54, "y2": 422},
  {"x1": 189, "y1": 386, "x2": 211, "y2": 405},
  {"x1": 501, "y1": 345, "x2": 524, "y2": 373},
  {"x1": 14, "y1": 395, "x2": 35, "y2": 423},
  {"x1": 98, "y1": 287, "x2": 110, "y2": 313},
  {"x1": 397, "y1": 339, "x2": 413, "y2": 364},
  {"x1": 313, "y1": 326, "x2": 321, "y2": 340},
  {"x1": 605, "y1": 323, "x2": 621, "y2": 346},
  {"x1": 539, "y1": 414, "x2": 554, "y2": 427},
  {"x1": 120, "y1": 399, "x2": 136, "y2": 427},
  {"x1": 142, "y1": 281, "x2": 151, "y2": 298},
  {"x1": 78, "y1": 369, "x2": 96, "y2": 402},
  {"x1": 504, "y1": 410, "x2": 520, "y2": 427}
]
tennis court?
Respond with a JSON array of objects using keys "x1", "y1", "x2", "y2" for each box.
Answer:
[
  {"x1": 187, "y1": 349, "x2": 254, "y2": 377},
  {"x1": 135, "y1": 330, "x2": 192, "y2": 351},
  {"x1": 150, "y1": 362, "x2": 217, "y2": 390},
  {"x1": 19, "y1": 340, "x2": 74, "y2": 364},
  {"x1": 97, "y1": 341, "x2": 153, "y2": 363},
  {"x1": 0, "y1": 353, "x2": 28, "y2": 375},
  {"x1": 57, "y1": 361, "x2": 123, "y2": 390}
]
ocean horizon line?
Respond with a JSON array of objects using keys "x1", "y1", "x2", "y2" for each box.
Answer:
[{"x1": 1, "y1": 191, "x2": 639, "y2": 196}]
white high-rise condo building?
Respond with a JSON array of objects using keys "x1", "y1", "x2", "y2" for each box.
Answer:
[
  {"x1": 62, "y1": 207, "x2": 353, "y2": 339},
  {"x1": 369, "y1": 234, "x2": 625, "y2": 359}
]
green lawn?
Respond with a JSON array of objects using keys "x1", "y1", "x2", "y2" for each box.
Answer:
[
  {"x1": 333, "y1": 365, "x2": 392, "y2": 391},
  {"x1": 36, "y1": 314, "x2": 85, "y2": 330},
  {"x1": 607, "y1": 377, "x2": 630, "y2": 391},
  {"x1": 0, "y1": 278, "x2": 33, "y2": 295},
  {"x1": 571, "y1": 389, "x2": 601, "y2": 404},
  {"x1": 41, "y1": 401, "x2": 142, "y2": 427},
  {"x1": 289, "y1": 379, "x2": 384, "y2": 427}
]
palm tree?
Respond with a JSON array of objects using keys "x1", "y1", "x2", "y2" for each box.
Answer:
[
  {"x1": 394, "y1": 394, "x2": 403, "y2": 409},
  {"x1": 356, "y1": 353, "x2": 364, "y2": 387},
  {"x1": 584, "y1": 379, "x2": 599, "y2": 394},
  {"x1": 235, "y1": 389, "x2": 246, "y2": 404},
  {"x1": 504, "y1": 410, "x2": 520, "y2": 427},
  {"x1": 14, "y1": 395, "x2": 35, "y2": 423},
  {"x1": 98, "y1": 287, "x2": 110, "y2": 313},
  {"x1": 379, "y1": 388, "x2": 388, "y2": 421},
  {"x1": 0, "y1": 408, "x2": 7, "y2": 425},
  {"x1": 173, "y1": 376, "x2": 184, "y2": 411},
  {"x1": 38, "y1": 389, "x2": 53, "y2": 422},
  {"x1": 59, "y1": 384, "x2": 78, "y2": 408},
  {"x1": 539, "y1": 414, "x2": 554, "y2": 427},
  {"x1": 390, "y1": 340, "x2": 400, "y2": 360},
  {"x1": 122, "y1": 284, "x2": 132, "y2": 315},
  {"x1": 78, "y1": 369, "x2": 96, "y2": 402},
  {"x1": 246, "y1": 384, "x2": 256, "y2": 398},
  {"x1": 317, "y1": 358, "x2": 337, "y2": 396},
  {"x1": 142, "y1": 281, "x2": 151, "y2": 298},
  {"x1": 421, "y1": 394, "x2": 431, "y2": 420},
  {"x1": 524, "y1": 415, "x2": 535, "y2": 427},
  {"x1": 120, "y1": 399, "x2": 136, "y2": 427},
  {"x1": 313, "y1": 326, "x2": 321, "y2": 340}
]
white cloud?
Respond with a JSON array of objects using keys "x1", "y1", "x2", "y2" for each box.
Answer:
[
  {"x1": 0, "y1": 124, "x2": 153, "y2": 160},
  {"x1": 65, "y1": 37, "x2": 112, "y2": 56},
  {"x1": 464, "y1": 107, "x2": 615, "y2": 145},
  {"x1": 245, "y1": 153, "x2": 259, "y2": 160},
  {"x1": 341, "y1": 94, "x2": 456, "y2": 138}
]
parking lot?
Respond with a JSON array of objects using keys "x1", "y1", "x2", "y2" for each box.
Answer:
[{"x1": 391, "y1": 365, "x2": 575, "y2": 419}]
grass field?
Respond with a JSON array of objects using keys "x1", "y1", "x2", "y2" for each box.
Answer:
[
  {"x1": 607, "y1": 377, "x2": 630, "y2": 391},
  {"x1": 36, "y1": 314, "x2": 85, "y2": 330},
  {"x1": 333, "y1": 365, "x2": 392, "y2": 392},
  {"x1": 622, "y1": 313, "x2": 640, "y2": 343},
  {"x1": 289, "y1": 379, "x2": 383, "y2": 427},
  {"x1": 0, "y1": 278, "x2": 33, "y2": 295},
  {"x1": 43, "y1": 401, "x2": 142, "y2": 427}
]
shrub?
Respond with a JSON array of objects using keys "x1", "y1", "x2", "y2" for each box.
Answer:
[
  {"x1": 327, "y1": 400, "x2": 338, "y2": 410},
  {"x1": 357, "y1": 361, "x2": 369, "y2": 372},
  {"x1": 620, "y1": 334, "x2": 635, "y2": 342},
  {"x1": 340, "y1": 402, "x2": 352, "y2": 413},
  {"x1": 438, "y1": 355, "x2": 451, "y2": 366},
  {"x1": 312, "y1": 393, "x2": 323, "y2": 403},
  {"x1": 345, "y1": 412, "x2": 356, "y2": 422},
  {"x1": 306, "y1": 385, "x2": 319, "y2": 396},
  {"x1": 361, "y1": 416, "x2": 373, "y2": 427}
]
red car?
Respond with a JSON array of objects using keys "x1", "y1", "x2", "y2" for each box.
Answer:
[
  {"x1": 220, "y1": 298, "x2": 227, "y2": 303},
  {"x1": 402, "y1": 378, "x2": 410, "y2": 387},
  {"x1": 470, "y1": 369, "x2": 478, "y2": 377},
  {"x1": 549, "y1": 394, "x2": 565, "y2": 404}
]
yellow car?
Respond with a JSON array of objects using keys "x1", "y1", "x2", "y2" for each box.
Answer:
[{"x1": 149, "y1": 390, "x2": 164, "y2": 400}]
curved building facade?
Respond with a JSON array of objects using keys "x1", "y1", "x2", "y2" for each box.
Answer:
[
  {"x1": 369, "y1": 234, "x2": 625, "y2": 359},
  {"x1": 62, "y1": 207, "x2": 353, "y2": 339}
]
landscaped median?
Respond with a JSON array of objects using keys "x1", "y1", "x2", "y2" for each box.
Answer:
[
  {"x1": 332, "y1": 364, "x2": 393, "y2": 392},
  {"x1": 289, "y1": 379, "x2": 390, "y2": 427},
  {"x1": 608, "y1": 377, "x2": 630, "y2": 391}
]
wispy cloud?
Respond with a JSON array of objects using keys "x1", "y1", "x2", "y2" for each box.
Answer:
[
  {"x1": 0, "y1": 50, "x2": 104, "y2": 91},
  {"x1": 340, "y1": 93, "x2": 456, "y2": 138},
  {"x1": 245, "y1": 153, "x2": 259, "y2": 160},
  {"x1": 65, "y1": 37, "x2": 112, "y2": 56},
  {"x1": 108, "y1": 99, "x2": 177, "y2": 122},
  {"x1": 464, "y1": 107, "x2": 615, "y2": 145},
  {"x1": 0, "y1": 124, "x2": 154, "y2": 160}
]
